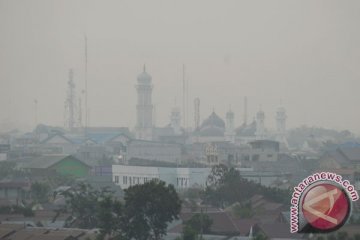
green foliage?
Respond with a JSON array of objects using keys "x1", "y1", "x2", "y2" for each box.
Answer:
[
  {"x1": 254, "y1": 232, "x2": 268, "y2": 240},
  {"x1": 204, "y1": 165, "x2": 291, "y2": 208},
  {"x1": 62, "y1": 182, "x2": 114, "y2": 229},
  {"x1": 354, "y1": 234, "x2": 360, "y2": 240},
  {"x1": 183, "y1": 224, "x2": 198, "y2": 240},
  {"x1": 0, "y1": 205, "x2": 34, "y2": 217},
  {"x1": 123, "y1": 180, "x2": 181, "y2": 240},
  {"x1": 206, "y1": 164, "x2": 229, "y2": 187},
  {"x1": 31, "y1": 181, "x2": 50, "y2": 203},
  {"x1": 181, "y1": 188, "x2": 203, "y2": 201},
  {"x1": 184, "y1": 213, "x2": 213, "y2": 234},
  {"x1": 0, "y1": 161, "x2": 26, "y2": 179},
  {"x1": 63, "y1": 180, "x2": 181, "y2": 240},
  {"x1": 233, "y1": 202, "x2": 254, "y2": 218},
  {"x1": 96, "y1": 195, "x2": 124, "y2": 239}
]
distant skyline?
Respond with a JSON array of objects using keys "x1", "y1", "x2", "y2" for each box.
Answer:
[{"x1": 1, "y1": 0, "x2": 360, "y2": 135}]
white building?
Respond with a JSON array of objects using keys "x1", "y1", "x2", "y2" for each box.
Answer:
[
  {"x1": 112, "y1": 165, "x2": 282, "y2": 190},
  {"x1": 127, "y1": 139, "x2": 183, "y2": 164},
  {"x1": 112, "y1": 165, "x2": 211, "y2": 190}
]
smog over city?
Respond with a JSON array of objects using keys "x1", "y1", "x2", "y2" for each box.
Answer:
[
  {"x1": 1, "y1": 0, "x2": 360, "y2": 134},
  {"x1": 0, "y1": 1, "x2": 360, "y2": 240}
]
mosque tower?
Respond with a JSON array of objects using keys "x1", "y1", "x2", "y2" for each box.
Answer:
[
  {"x1": 255, "y1": 108, "x2": 266, "y2": 140},
  {"x1": 170, "y1": 104, "x2": 182, "y2": 135},
  {"x1": 135, "y1": 65, "x2": 153, "y2": 140},
  {"x1": 225, "y1": 108, "x2": 235, "y2": 143},
  {"x1": 276, "y1": 106, "x2": 288, "y2": 146}
]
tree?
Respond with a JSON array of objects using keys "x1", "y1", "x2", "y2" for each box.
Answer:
[
  {"x1": 206, "y1": 164, "x2": 229, "y2": 187},
  {"x1": 0, "y1": 161, "x2": 25, "y2": 179},
  {"x1": 61, "y1": 182, "x2": 113, "y2": 229},
  {"x1": 184, "y1": 213, "x2": 213, "y2": 235},
  {"x1": 354, "y1": 233, "x2": 360, "y2": 240},
  {"x1": 96, "y1": 196, "x2": 124, "y2": 240},
  {"x1": 182, "y1": 224, "x2": 198, "y2": 240},
  {"x1": 31, "y1": 181, "x2": 50, "y2": 203},
  {"x1": 62, "y1": 180, "x2": 181, "y2": 240},
  {"x1": 233, "y1": 202, "x2": 254, "y2": 218},
  {"x1": 123, "y1": 179, "x2": 181, "y2": 240},
  {"x1": 203, "y1": 164, "x2": 291, "y2": 208},
  {"x1": 254, "y1": 233, "x2": 268, "y2": 240}
]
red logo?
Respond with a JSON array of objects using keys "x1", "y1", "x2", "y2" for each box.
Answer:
[{"x1": 301, "y1": 183, "x2": 350, "y2": 232}]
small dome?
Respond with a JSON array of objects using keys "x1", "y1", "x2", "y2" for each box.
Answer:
[
  {"x1": 137, "y1": 65, "x2": 152, "y2": 84},
  {"x1": 235, "y1": 121, "x2": 256, "y2": 137},
  {"x1": 201, "y1": 112, "x2": 225, "y2": 129}
]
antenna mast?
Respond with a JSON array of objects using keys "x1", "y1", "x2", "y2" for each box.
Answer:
[
  {"x1": 244, "y1": 96, "x2": 248, "y2": 125},
  {"x1": 84, "y1": 34, "x2": 88, "y2": 137},
  {"x1": 182, "y1": 64, "x2": 186, "y2": 130}
]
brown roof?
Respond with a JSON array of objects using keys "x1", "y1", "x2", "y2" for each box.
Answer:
[
  {"x1": 256, "y1": 223, "x2": 303, "y2": 239},
  {"x1": 0, "y1": 224, "x2": 97, "y2": 240},
  {"x1": 339, "y1": 147, "x2": 360, "y2": 161},
  {"x1": 0, "y1": 181, "x2": 30, "y2": 189},
  {"x1": 232, "y1": 219, "x2": 258, "y2": 236},
  {"x1": 171, "y1": 211, "x2": 240, "y2": 235},
  {"x1": 0, "y1": 228, "x2": 16, "y2": 239},
  {"x1": 337, "y1": 224, "x2": 360, "y2": 236},
  {"x1": 0, "y1": 210, "x2": 69, "y2": 222}
]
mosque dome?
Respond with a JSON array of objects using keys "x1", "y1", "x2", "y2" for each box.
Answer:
[
  {"x1": 235, "y1": 121, "x2": 256, "y2": 137},
  {"x1": 201, "y1": 112, "x2": 225, "y2": 129},
  {"x1": 199, "y1": 126, "x2": 225, "y2": 137}
]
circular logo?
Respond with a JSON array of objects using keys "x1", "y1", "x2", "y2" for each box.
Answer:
[{"x1": 301, "y1": 183, "x2": 350, "y2": 232}]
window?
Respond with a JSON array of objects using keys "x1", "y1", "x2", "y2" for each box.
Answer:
[
  {"x1": 114, "y1": 175, "x2": 119, "y2": 184},
  {"x1": 123, "y1": 176, "x2": 127, "y2": 185}
]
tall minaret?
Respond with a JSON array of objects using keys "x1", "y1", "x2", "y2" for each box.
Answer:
[
  {"x1": 255, "y1": 108, "x2": 266, "y2": 140},
  {"x1": 170, "y1": 105, "x2": 181, "y2": 135},
  {"x1": 194, "y1": 98, "x2": 200, "y2": 130},
  {"x1": 276, "y1": 106, "x2": 287, "y2": 146},
  {"x1": 225, "y1": 108, "x2": 235, "y2": 143},
  {"x1": 135, "y1": 65, "x2": 153, "y2": 140}
]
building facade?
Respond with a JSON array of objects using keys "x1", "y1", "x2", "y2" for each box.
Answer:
[{"x1": 112, "y1": 165, "x2": 211, "y2": 190}]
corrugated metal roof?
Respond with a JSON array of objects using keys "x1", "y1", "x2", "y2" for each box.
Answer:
[{"x1": 20, "y1": 155, "x2": 90, "y2": 169}]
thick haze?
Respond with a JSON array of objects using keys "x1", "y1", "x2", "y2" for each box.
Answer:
[{"x1": 1, "y1": 0, "x2": 360, "y2": 134}]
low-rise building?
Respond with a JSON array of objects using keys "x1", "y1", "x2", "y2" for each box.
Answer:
[
  {"x1": 19, "y1": 155, "x2": 91, "y2": 178},
  {"x1": 112, "y1": 165, "x2": 210, "y2": 190},
  {"x1": 127, "y1": 139, "x2": 183, "y2": 164}
]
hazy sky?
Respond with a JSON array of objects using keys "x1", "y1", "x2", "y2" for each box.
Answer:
[{"x1": 1, "y1": 0, "x2": 360, "y2": 134}]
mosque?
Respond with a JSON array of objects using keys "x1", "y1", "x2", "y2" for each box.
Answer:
[{"x1": 134, "y1": 66, "x2": 288, "y2": 147}]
